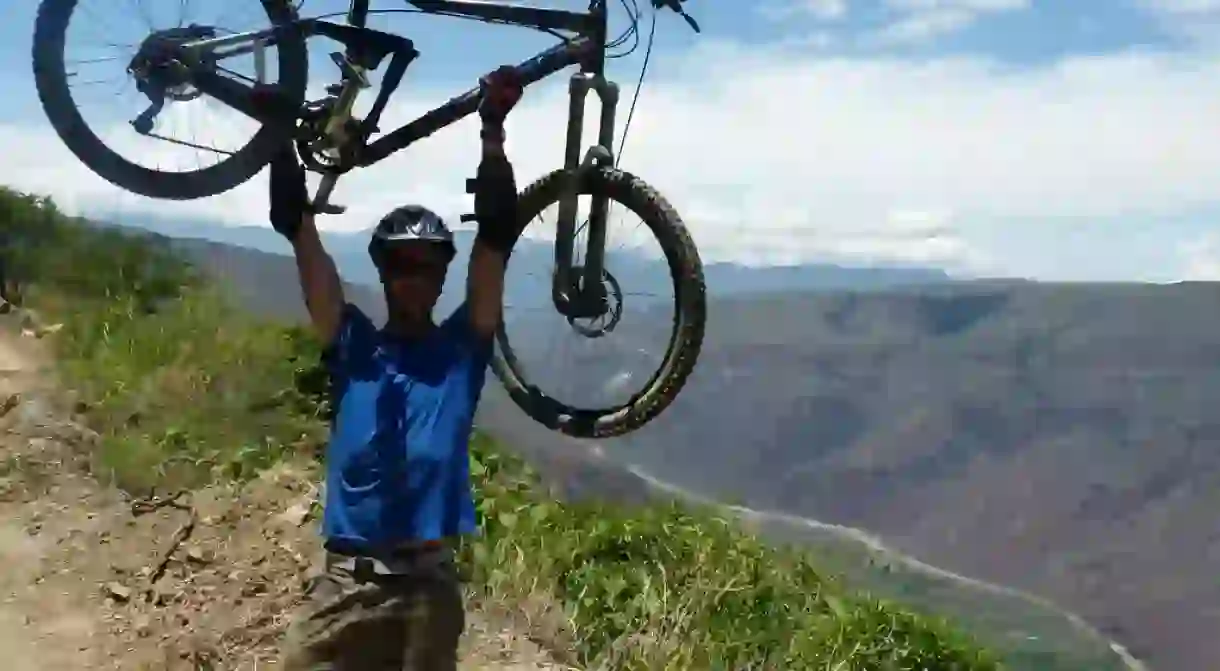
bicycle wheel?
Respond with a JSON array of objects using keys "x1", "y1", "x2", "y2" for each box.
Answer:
[
  {"x1": 492, "y1": 167, "x2": 707, "y2": 439},
  {"x1": 32, "y1": 0, "x2": 308, "y2": 200}
]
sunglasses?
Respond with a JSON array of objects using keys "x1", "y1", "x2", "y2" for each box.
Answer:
[{"x1": 374, "y1": 246, "x2": 450, "y2": 278}]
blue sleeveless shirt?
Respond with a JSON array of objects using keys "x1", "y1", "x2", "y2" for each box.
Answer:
[{"x1": 320, "y1": 302, "x2": 491, "y2": 549}]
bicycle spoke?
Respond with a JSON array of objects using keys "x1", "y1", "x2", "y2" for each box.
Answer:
[{"x1": 141, "y1": 130, "x2": 236, "y2": 157}]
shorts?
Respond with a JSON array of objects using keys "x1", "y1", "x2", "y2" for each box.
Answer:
[{"x1": 280, "y1": 541, "x2": 465, "y2": 671}]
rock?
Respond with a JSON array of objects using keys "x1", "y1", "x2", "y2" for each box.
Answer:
[
  {"x1": 275, "y1": 494, "x2": 316, "y2": 528},
  {"x1": 18, "y1": 309, "x2": 39, "y2": 330},
  {"x1": 0, "y1": 393, "x2": 19, "y2": 417},
  {"x1": 133, "y1": 614, "x2": 153, "y2": 638},
  {"x1": 18, "y1": 310, "x2": 63, "y2": 339},
  {"x1": 147, "y1": 580, "x2": 175, "y2": 607},
  {"x1": 104, "y1": 581, "x2": 132, "y2": 603},
  {"x1": 241, "y1": 581, "x2": 268, "y2": 598},
  {"x1": 185, "y1": 547, "x2": 213, "y2": 565}
]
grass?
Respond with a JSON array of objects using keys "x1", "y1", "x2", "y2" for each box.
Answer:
[{"x1": 2, "y1": 185, "x2": 1003, "y2": 669}]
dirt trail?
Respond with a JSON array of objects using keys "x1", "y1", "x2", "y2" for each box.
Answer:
[
  {"x1": 0, "y1": 325, "x2": 100, "y2": 669},
  {"x1": 0, "y1": 319, "x2": 568, "y2": 670}
]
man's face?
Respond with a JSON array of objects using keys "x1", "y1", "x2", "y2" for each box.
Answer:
[{"x1": 376, "y1": 242, "x2": 450, "y2": 319}]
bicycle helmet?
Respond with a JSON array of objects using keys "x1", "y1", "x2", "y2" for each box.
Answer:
[{"x1": 368, "y1": 204, "x2": 457, "y2": 265}]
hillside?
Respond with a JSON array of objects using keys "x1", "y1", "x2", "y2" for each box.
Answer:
[
  {"x1": 606, "y1": 285, "x2": 1219, "y2": 671},
  {"x1": 99, "y1": 216, "x2": 1145, "y2": 669},
  {"x1": 1, "y1": 192, "x2": 1003, "y2": 666},
  {"x1": 142, "y1": 218, "x2": 1215, "y2": 668}
]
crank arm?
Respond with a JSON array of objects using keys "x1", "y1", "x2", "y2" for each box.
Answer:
[{"x1": 310, "y1": 171, "x2": 347, "y2": 215}]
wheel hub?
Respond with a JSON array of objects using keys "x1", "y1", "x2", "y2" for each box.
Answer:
[
  {"x1": 127, "y1": 25, "x2": 218, "y2": 102},
  {"x1": 566, "y1": 267, "x2": 624, "y2": 339}
]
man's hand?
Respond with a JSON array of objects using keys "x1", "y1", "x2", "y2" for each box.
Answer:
[
  {"x1": 466, "y1": 66, "x2": 524, "y2": 340},
  {"x1": 268, "y1": 145, "x2": 310, "y2": 241},
  {"x1": 477, "y1": 65, "x2": 523, "y2": 136},
  {"x1": 472, "y1": 64, "x2": 524, "y2": 241}
]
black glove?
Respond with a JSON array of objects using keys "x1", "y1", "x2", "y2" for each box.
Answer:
[
  {"x1": 477, "y1": 65, "x2": 523, "y2": 129},
  {"x1": 268, "y1": 145, "x2": 309, "y2": 241},
  {"x1": 473, "y1": 154, "x2": 519, "y2": 255}
]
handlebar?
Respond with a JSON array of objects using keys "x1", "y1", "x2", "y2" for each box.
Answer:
[{"x1": 652, "y1": 0, "x2": 700, "y2": 32}]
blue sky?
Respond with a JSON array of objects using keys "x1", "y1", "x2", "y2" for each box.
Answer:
[{"x1": 3, "y1": 0, "x2": 1220, "y2": 281}]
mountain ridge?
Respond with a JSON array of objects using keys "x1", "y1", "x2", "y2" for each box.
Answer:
[{"x1": 104, "y1": 214, "x2": 958, "y2": 295}]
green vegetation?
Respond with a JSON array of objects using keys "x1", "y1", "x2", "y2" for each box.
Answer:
[{"x1": 1, "y1": 185, "x2": 1001, "y2": 669}]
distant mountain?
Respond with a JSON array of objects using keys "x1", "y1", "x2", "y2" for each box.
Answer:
[
  {"x1": 108, "y1": 215, "x2": 955, "y2": 298},
  {"x1": 105, "y1": 226, "x2": 388, "y2": 324}
]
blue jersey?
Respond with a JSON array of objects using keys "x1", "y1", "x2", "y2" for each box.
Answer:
[{"x1": 320, "y1": 302, "x2": 491, "y2": 549}]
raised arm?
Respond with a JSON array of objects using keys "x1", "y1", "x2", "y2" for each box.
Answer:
[
  {"x1": 465, "y1": 66, "x2": 525, "y2": 340},
  {"x1": 269, "y1": 147, "x2": 346, "y2": 345}
]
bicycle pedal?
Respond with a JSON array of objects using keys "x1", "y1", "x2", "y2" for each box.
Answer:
[{"x1": 314, "y1": 203, "x2": 347, "y2": 215}]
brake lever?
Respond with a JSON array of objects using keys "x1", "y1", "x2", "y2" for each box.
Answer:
[
  {"x1": 658, "y1": 0, "x2": 700, "y2": 33},
  {"x1": 680, "y1": 11, "x2": 700, "y2": 32}
]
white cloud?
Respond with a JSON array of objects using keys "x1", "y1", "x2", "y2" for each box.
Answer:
[
  {"x1": 804, "y1": 209, "x2": 990, "y2": 269},
  {"x1": 760, "y1": 0, "x2": 849, "y2": 22},
  {"x1": 869, "y1": 0, "x2": 1030, "y2": 45},
  {"x1": 1136, "y1": 0, "x2": 1220, "y2": 47},
  {"x1": 1176, "y1": 233, "x2": 1220, "y2": 280},
  {"x1": 868, "y1": 8, "x2": 975, "y2": 45},
  {"x1": 6, "y1": 37, "x2": 1220, "y2": 279},
  {"x1": 801, "y1": 0, "x2": 850, "y2": 20},
  {"x1": 886, "y1": 0, "x2": 1029, "y2": 10},
  {"x1": 1139, "y1": 0, "x2": 1220, "y2": 15}
]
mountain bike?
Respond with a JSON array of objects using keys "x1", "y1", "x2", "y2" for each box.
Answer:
[{"x1": 32, "y1": 0, "x2": 707, "y2": 438}]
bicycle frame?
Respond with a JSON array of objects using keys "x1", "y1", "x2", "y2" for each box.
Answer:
[{"x1": 174, "y1": 0, "x2": 620, "y2": 318}]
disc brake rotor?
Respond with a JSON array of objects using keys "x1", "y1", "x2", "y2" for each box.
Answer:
[{"x1": 567, "y1": 267, "x2": 624, "y2": 339}]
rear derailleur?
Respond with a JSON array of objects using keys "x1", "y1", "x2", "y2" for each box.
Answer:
[{"x1": 127, "y1": 24, "x2": 218, "y2": 136}]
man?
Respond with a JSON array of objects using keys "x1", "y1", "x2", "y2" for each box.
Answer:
[{"x1": 276, "y1": 66, "x2": 524, "y2": 670}]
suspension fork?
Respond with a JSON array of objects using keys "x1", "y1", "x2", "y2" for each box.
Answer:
[{"x1": 553, "y1": 71, "x2": 619, "y2": 319}]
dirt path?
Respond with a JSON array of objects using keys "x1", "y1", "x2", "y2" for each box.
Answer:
[
  {"x1": 0, "y1": 320, "x2": 568, "y2": 670},
  {"x1": 0, "y1": 326, "x2": 102, "y2": 669}
]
